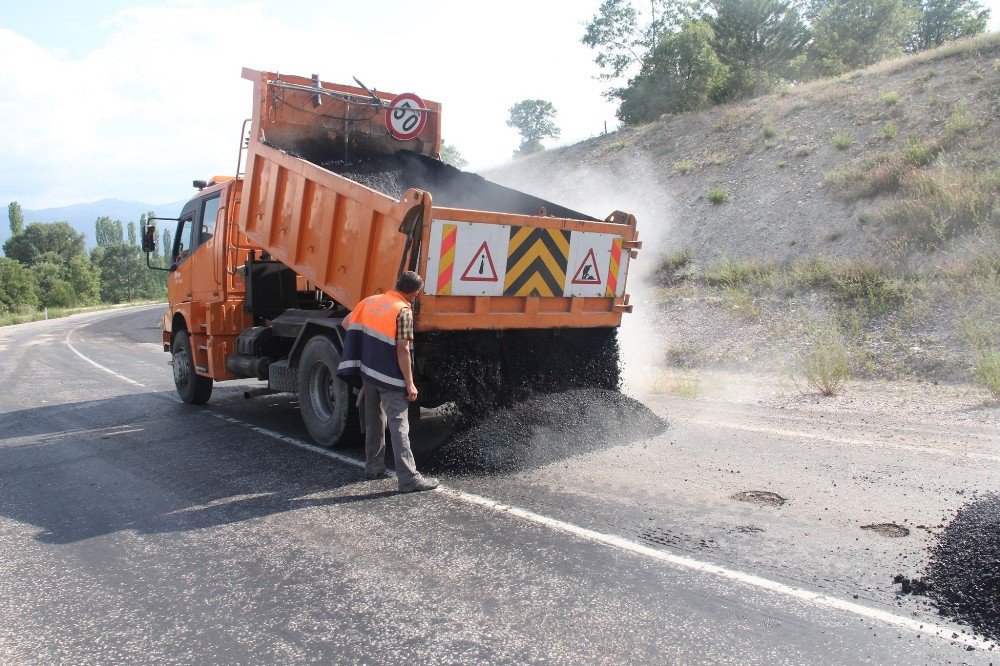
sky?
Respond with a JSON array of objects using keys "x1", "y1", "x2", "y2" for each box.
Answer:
[
  {"x1": 1, "y1": 0, "x2": 997, "y2": 210},
  {"x1": 0, "y1": 0, "x2": 620, "y2": 209}
]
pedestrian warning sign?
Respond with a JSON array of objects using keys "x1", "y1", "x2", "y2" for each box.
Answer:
[
  {"x1": 571, "y1": 248, "x2": 602, "y2": 285},
  {"x1": 460, "y1": 242, "x2": 498, "y2": 282}
]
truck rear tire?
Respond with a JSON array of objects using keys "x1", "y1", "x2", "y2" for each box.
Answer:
[
  {"x1": 172, "y1": 329, "x2": 213, "y2": 404},
  {"x1": 297, "y1": 335, "x2": 358, "y2": 448}
]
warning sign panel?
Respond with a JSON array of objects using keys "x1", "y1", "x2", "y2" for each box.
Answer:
[
  {"x1": 563, "y1": 232, "x2": 615, "y2": 297},
  {"x1": 460, "y1": 242, "x2": 498, "y2": 282},
  {"x1": 571, "y1": 248, "x2": 602, "y2": 285},
  {"x1": 425, "y1": 220, "x2": 510, "y2": 296}
]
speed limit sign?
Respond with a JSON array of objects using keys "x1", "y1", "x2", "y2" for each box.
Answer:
[{"x1": 385, "y1": 92, "x2": 428, "y2": 140}]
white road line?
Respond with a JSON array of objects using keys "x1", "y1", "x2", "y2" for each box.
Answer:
[
  {"x1": 65, "y1": 325, "x2": 146, "y2": 388},
  {"x1": 687, "y1": 418, "x2": 1000, "y2": 463},
  {"x1": 64, "y1": 314, "x2": 995, "y2": 652}
]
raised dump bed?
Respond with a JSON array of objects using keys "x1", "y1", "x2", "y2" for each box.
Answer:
[{"x1": 238, "y1": 69, "x2": 640, "y2": 332}]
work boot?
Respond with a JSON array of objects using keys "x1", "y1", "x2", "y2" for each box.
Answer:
[
  {"x1": 364, "y1": 469, "x2": 389, "y2": 481},
  {"x1": 399, "y1": 476, "x2": 440, "y2": 493}
]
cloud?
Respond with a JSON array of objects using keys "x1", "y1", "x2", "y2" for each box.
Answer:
[{"x1": 0, "y1": 1, "x2": 617, "y2": 209}]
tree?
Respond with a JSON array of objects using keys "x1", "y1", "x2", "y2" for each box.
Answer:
[
  {"x1": 30, "y1": 255, "x2": 77, "y2": 309},
  {"x1": 162, "y1": 229, "x2": 173, "y2": 260},
  {"x1": 506, "y1": 100, "x2": 560, "y2": 155},
  {"x1": 440, "y1": 141, "x2": 469, "y2": 169},
  {"x1": 618, "y1": 20, "x2": 729, "y2": 124},
  {"x1": 127, "y1": 220, "x2": 137, "y2": 246},
  {"x1": 0, "y1": 257, "x2": 38, "y2": 313},
  {"x1": 809, "y1": 0, "x2": 916, "y2": 75},
  {"x1": 910, "y1": 0, "x2": 989, "y2": 51},
  {"x1": 711, "y1": 0, "x2": 810, "y2": 99},
  {"x1": 2, "y1": 221, "x2": 86, "y2": 266},
  {"x1": 95, "y1": 216, "x2": 124, "y2": 247},
  {"x1": 582, "y1": 0, "x2": 709, "y2": 85},
  {"x1": 67, "y1": 254, "x2": 101, "y2": 305},
  {"x1": 8, "y1": 201, "x2": 24, "y2": 237}
]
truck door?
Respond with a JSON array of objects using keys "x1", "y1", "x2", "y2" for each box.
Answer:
[
  {"x1": 190, "y1": 192, "x2": 223, "y2": 301},
  {"x1": 168, "y1": 205, "x2": 198, "y2": 305}
]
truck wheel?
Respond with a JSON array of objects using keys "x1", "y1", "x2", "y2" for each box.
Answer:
[
  {"x1": 297, "y1": 335, "x2": 358, "y2": 448},
  {"x1": 172, "y1": 329, "x2": 213, "y2": 404}
]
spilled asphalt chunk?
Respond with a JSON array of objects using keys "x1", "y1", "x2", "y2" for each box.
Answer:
[{"x1": 896, "y1": 492, "x2": 1000, "y2": 642}]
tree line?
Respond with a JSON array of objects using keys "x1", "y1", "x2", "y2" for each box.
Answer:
[
  {"x1": 583, "y1": 0, "x2": 991, "y2": 124},
  {"x1": 0, "y1": 201, "x2": 169, "y2": 315}
]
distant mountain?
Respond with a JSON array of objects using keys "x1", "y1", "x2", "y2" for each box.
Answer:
[{"x1": 2, "y1": 198, "x2": 186, "y2": 250}]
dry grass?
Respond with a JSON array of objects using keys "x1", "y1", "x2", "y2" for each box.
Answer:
[
  {"x1": 824, "y1": 136, "x2": 951, "y2": 200},
  {"x1": 874, "y1": 167, "x2": 999, "y2": 247},
  {"x1": 0, "y1": 301, "x2": 162, "y2": 328}
]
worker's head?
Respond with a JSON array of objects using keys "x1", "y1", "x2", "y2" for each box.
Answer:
[{"x1": 395, "y1": 271, "x2": 424, "y2": 299}]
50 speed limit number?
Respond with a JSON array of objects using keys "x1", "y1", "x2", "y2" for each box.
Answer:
[{"x1": 385, "y1": 92, "x2": 428, "y2": 140}]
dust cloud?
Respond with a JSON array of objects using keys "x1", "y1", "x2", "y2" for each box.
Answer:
[{"x1": 485, "y1": 156, "x2": 677, "y2": 396}]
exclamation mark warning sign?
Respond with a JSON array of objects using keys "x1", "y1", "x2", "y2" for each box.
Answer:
[{"x1": 460, "y1": 242, "x2": 499, "y2": 282}]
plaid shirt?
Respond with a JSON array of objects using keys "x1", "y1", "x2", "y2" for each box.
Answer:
[{"x1": 396, "y1": 307, "x2": 414, "y2": 342}]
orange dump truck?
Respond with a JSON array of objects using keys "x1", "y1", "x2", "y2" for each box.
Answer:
[{"x1": 144, "y1": 68, "x2": 640, "y2": 446}]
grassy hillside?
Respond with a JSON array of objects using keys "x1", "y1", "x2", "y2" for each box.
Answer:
[{"x1": 487, "y1": 34, "x2": 999, "y2": 396}]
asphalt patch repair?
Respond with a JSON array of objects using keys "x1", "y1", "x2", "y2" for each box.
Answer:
[
  {"x1": 895, "y1": 493, "x2": 1000, "y2": 642},
  {"x1": 421, "y1": 388, "x2": 667, "y2": 476}
]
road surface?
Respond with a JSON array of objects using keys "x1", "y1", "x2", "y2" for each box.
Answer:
[{"x1": 0, "y1": 305, "x2": 996, "y2": 664}]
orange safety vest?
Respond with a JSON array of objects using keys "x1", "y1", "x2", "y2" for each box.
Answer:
[{"x1": 336, "y1": 290, "x2": 411, "y2": 390}]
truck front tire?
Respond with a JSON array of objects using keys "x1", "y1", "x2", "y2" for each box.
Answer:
[
  {"x1": 297, "y1": 335, "x2": 358, "y2": 448},
  {"x1": 172, "y1": 329, "x2": 213, "y2": 404}
]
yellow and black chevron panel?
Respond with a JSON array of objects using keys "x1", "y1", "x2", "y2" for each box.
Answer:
[{"x1": 504, "y1": 226, "x2": 571, "y2": 297}]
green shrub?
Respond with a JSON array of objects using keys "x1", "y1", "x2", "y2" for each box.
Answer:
[
  {"x1": 903, "y1": 137, "x2": 940, "y2": 166},
  {"x1": 882, "y1": 92, "x2": 901, "y2": 106},
  {"x1": 777, "y1": 161, "x2": 787, "y2": 168},
  {"x1": 761, "y1": 117, "x2": 777, "y2": 139},
  {"x1": 945, "y1": 101, "x2": 975, "y2": 136},
  {"x1": 657, "y1": 248, "x2": 694, "y2": 285},
  {"x1": 801, "y1": 326, "x2": 850, "y2": 396},
  {"x1": 831, "y1": 260, "x2": 907, "y2": 314},
  {"x1": 764, "y1": 139, "x2": 774, "y2": 150},
  {"x1": 794, "y1": 145, "x2": 810, "y2": 157},
  {"x1": 881, "y1": 123, "x2": 898, "y2": 140},
  {"x1": 708, "y1": 188, "x2": 728, "y2": 204},
  {"x1": 703, "y1": 257, "x2": 777, "y2": 288},
  {"x1": 973, "y1": 349, "x2": 1000, "y2": 400},
  {"x1": 674, "y1": 160, "x2": 694, "y2": 174},
  {"x1": 830, "y1": 132, "x2": 853, "y2": 150}
]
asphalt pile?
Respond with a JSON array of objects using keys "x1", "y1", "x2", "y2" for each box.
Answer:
[
  {"x1": 897, "y1": 493, "x2": 1000, "y2": 641},
  {"x1": 422, "y1": 388, "x2": 667, "y2": 476},
  {"x1": 417, "y1": 328, "x2": 623, "y2": 424},
  {"x1": 319, "y1": 150, "x2": 597, "y2": 221}
]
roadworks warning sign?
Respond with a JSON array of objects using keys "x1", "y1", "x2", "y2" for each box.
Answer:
[{"x1": 425, "y1": 220, "x2": 629, "y2": 298}]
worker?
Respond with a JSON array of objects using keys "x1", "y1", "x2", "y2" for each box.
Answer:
[{"x1": 337, "y1": 271, "x2": 439, "y2": 493}]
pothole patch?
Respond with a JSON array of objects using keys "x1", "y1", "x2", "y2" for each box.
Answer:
[
  {"x1": 734, "y1": 525, "x2": 765, "y2": 534},
  {"x1": 731, "y1": 490, "x2": 786, "y2": 508},
  {"x1": 637, "y1": 527, "x2": 716, "y2": 550},
  {"x1": 861, "y1": 523, "x2": 910, "y2": 538}
]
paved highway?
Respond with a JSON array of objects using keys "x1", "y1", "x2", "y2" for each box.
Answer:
[{"x1": 0, "y1": 305, "x2": 996, "y2": 664}]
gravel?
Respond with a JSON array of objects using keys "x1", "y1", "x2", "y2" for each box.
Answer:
[
  {"x1": 896, "y1": 493, "x2": 1000, "y2": 641},
  {"x1": 320, "y1": 151, "x2": 597, "y2": 221},
  {"x1": 421, "y1": 388, "x2": 667, "y2": 476}
]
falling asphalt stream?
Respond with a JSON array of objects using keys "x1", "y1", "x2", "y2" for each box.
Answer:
[{"x1": 0, "y1": 304, "x2": 998, "y2": 663}]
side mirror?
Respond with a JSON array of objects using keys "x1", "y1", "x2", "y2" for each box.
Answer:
[{"x1": 142, "y1": 223, "x2": 157, "y2": 253}]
